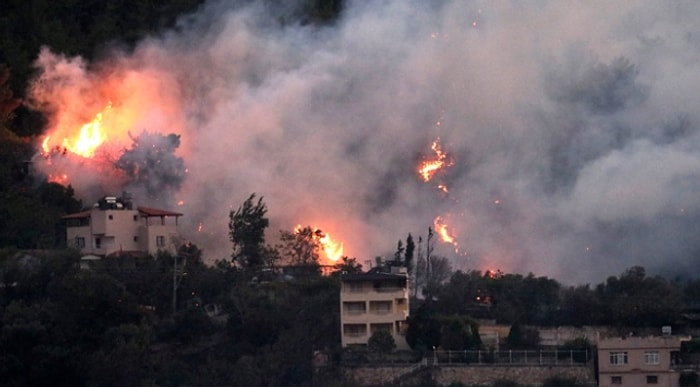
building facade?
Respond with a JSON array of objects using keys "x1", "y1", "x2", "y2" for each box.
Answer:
[
  {"x1": 64, "y1": 196, "x2": 183, "y2": 257},
  {"x1": 597, "y1": 334, "x2": 690, "y2": 387},
  {"x1": 340, "y1": 267, "x2": 410, "y2": 350}
]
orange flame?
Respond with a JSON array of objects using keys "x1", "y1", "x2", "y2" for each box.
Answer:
[
  {"x1": 434, "y1": 216, "x2": 459, "y2": 253},
  {"x1": 418, "y1": 137, "x2": 453, "y2": 182},
  {"x1": 42, "y1": 103, "x2": 112, "y2": 158},
  {"x1": 294, "y1": 225, "x2": 344, "y2": 263}
]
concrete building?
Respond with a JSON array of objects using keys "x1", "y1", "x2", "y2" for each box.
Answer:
[
  {"x1": 64, "y1": 195, "x2": 183, "y2": 257},
  {"x1": 597, "y1": 333, "x2": 690, "y2": 387},
  {"x1": 340, "y1": 267, "x2": 410, "y2": 350}
]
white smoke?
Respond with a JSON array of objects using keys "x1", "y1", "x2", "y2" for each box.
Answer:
[{"x1": 28, "y1": 0, "x2": 700, "y2": 284}]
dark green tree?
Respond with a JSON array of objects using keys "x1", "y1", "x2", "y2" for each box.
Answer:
[
  {"x1": 405, "y1": 233, "x2": 415, "y2": 274},
  {"x1": 229, "y1": 193, "x2": 270, "y2": 270},
  {"x1": 405, "y1": 304, "x2": 441, "y2": 352},
  {"x1": 368, "y1": 330, "x2": 396, "y2": 354},
  {"x1": 331, "y1": 256, "x2": 363, "y2": 275}
]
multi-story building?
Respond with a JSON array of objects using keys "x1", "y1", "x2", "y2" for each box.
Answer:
[
  {"x1": 597, "y1": 333, "x2": 690, "y2": 387},
  {"x1": 340, "y1": 267, "x2": 410, "y2": 350},
  {"x1": 64, "y1": 195, "x2": 183, "y2": 257}
]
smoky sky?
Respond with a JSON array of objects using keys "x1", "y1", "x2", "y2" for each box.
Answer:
[{"x1": 27, "y1": 0, "x2": 700, "y2": 284}]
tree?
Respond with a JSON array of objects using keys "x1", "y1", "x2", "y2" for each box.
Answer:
[
  {"x1": 0, "y1": 64, "x2": 21, "y2": 127},
  {"x1": 405, "y1": 233, "x2": 415, "y2": 275},
  {"x1": 412, "y1": 236, "x2": 426, "y2": 298},
  {"x1": 368, "y1": 330, "x2": 396, "y2": 354},
  {"x1": 115, "y1": 132, "x2": 186, "y2": 201},
  {"x1": 405, "y1": 304, "x2": 441, "y2": 352},
  {"x1": 439, "y1": 315, "x2": 482, "y2": 351},
  {"x1": 505, "y1": 323, "x2": 540, "y2": 349},
  {"x1": 331, "y1": 256, "x2": 363, "y2": 275},
  {"x1": 277, "y1": 226, "x2": 322, "y2": 267},
  {"x1": 229, "y1": 194, "x2": 270, "y2": 270},
  {"x1": 425, "y1": 255, "x2": 452, "y2": 299}
]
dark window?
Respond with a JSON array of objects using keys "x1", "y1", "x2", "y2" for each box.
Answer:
[
  {"x1": 75, "y1": 237, "x2": 85, "y2": 248},
  {"x1": 95, "y1": 238, "x2": 101, "y2": 249},
  {"x1": 611, "y1": 376, "x2": 622, "y2": 384},
  {"x1": 133, "y1": 236, "x2": 139, "y2": 242},
  {"x1": 646, "y1": 375, "x2": 658, "y2": 384},
  {"x1": 133, "y1": 215, "x2": 139, "y2": 221},
  {"x1": 108, "y1": 215, "x2": 113, "y2": 220}
]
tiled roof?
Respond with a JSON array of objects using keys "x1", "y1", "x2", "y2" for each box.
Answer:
[
  {"x1": 137, "y1": 206, "x2": 183, "y2": 217},
  {"x1": 62, "y1": 210, "x2": 91, "y2": 219}
]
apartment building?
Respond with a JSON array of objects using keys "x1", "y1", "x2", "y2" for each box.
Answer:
[
  {"x1": 597, "y1": 333, "x2": 690, "y2": 387},
  {"x1": 340, "y1": 267, "x2": 410, "y2": 350},
  {"x1": 64, "y1": 195, "x2": 182, "y2": 257}
]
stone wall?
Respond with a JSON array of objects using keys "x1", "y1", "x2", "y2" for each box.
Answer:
[{"x1": 343, "y1": 364, "x2": 596, "y2": 386}]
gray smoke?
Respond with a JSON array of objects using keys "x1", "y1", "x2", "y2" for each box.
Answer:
[{"x1": 28, "y1": 0, "x2": 700, "y2": 284}]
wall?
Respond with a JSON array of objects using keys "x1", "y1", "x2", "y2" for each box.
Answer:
[{"x1": 343, "y1": 364, "x2": 596, "y2": 386}]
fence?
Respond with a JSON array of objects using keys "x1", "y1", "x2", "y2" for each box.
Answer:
[
  {"x1": 432, "y1": 349, "x2": 590, "y2": 366},
  {"x1": 342, "y1": 349, "x2": 590, "y2": 366}
]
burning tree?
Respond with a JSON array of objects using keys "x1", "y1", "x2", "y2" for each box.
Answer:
[
  {"x1": 277, "y1": 226, "x2": 323, "y2": 267},
  {"x1": 115, "y1": 131, "x2": 186, "y2": 201}
]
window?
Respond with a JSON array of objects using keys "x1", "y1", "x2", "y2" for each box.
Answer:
[
  {"x1": 370, "y1": 323, "x2": 393, "y2": 334},
  {"x1": 133, "y1": 236, "x2": 139, "y2": 242},
  {"x1": 349, "y1": 282, "x2": 363, "y2": 292},
  {"x1": 156, "y1": 235, "x2": 166, "y2": 247},
  {"x1": 646, "y1": 375, "x2": 658, "y2": 384},
  {"x1": 133, "y1": 215, "x2": 139, "y2": 221},
  {"x1": 645, "y1": 351, "x2": 660, "y2": 365},
  {"x1": 343, "y1": 324, "x2": 366, "y2": 337},
  {"x1": 344, "y1": 302, "x2": 366, "y2": 315},
  {"x1": 95, "y1": 237, "x2": 101, "y2": 249},
  {"x1": 75, "y1": 237, "x2": 86, "y2": 248},
  {"x1": 610, "y1": 351, "x2": 628, "y2": 365},
  {"x1": 108, "y1": 214, "x2": 113, "y2": 220},
  {"x1": 611, "y1": 376, "x2": 622, "y2": 384},
  {"x1": 370, "y1": 301, "x2": 392, "y2": 314}
]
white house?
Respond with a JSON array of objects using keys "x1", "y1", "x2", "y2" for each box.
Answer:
[{"x1": 64, "y1": 195, "x2": 182, "y2": 257}]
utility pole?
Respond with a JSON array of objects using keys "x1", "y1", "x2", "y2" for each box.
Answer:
[
  {"x1": 172, "y1": 253, "x2": 187, "y2": 314},
  {"x1": 426, "y1": 226, "x2": 433, "y2": 302}
]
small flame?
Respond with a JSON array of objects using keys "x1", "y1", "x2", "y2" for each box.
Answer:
[
  {"x1": 434, "y1": 216, "x2": 459, "y2": 253},
  {"x1": 197, "y1": 222, "x2": 203, "y2": 232},
  {"x1": 418, "y1": 138, "x2": 453, "y2": 182}
]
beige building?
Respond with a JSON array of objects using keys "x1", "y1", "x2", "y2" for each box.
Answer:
[
  {"x1": 340, "y1": 267, "x2": 410, "y2": 350},
  {"x1": 597, "y1": 334, "x2": 690, "y2": 387},
  {"x1": 64, "y1": 196, "x2": 182, "y2": 257}
]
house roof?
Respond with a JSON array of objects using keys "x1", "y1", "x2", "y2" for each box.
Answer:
[
  {"x1": 341, "y1": 272, "x2": 407, "y2": 282},
  {"x1": 62, "y1": 206, "x2": 183, "y2": 219},
  {"x1": 62, "y1": 210, "x2": 91, "y2": 219},
  {"x1": 137, "y1": 206, "x2": 183, "y2": 217}
]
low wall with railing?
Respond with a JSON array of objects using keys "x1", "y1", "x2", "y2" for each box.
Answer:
[{"x1": 342, "y1": 350, "x2": 596, "y2": 386}]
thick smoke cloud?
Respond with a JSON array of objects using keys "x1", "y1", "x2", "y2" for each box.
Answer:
[{"x1": 28, "y1": 0, "x2": 700, "y2": 284}]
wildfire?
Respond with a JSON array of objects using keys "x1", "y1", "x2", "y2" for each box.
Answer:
[
  {"x1": 433, "y1": 216, "x2": 459, "y2": 252},
  {"x1": 294, "y1": 225, "x2": 344, "y2": 263},
  {"x1": 418, "y1": 137, "x2": 453, "y2": 182},
  {"x1": 42, "y1": 103, "x2": 112, "y2": 158}
]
